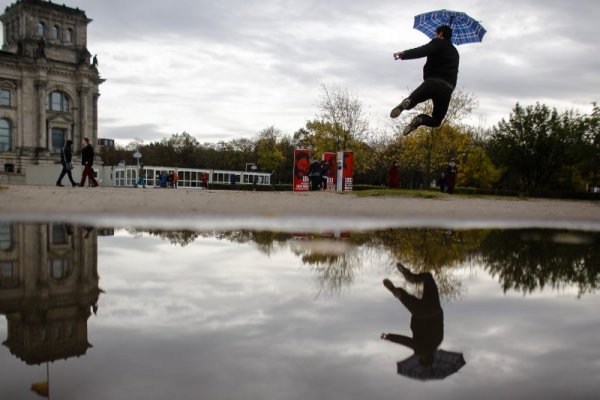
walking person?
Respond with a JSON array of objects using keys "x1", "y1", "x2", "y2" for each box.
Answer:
[
  {"x1": 134, "y1": 163, "x2": 146, "y2": 188},
  {"x1": 390, "y1": 25, "x2": 459, "y2": 136},
  {"x1": 79, "y1": 137, "x2": 99, "y2": 187},
  {"x1": 56, "y1": 140, "x2": 78, "y2": 187}
]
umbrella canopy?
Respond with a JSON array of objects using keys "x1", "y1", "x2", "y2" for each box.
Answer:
[
  {"x1": 413, "y1": 9, "x2": 486, "y2": 45},
  {"x1": 397, "y1": 349, "x2": 466, "y2": 380}
]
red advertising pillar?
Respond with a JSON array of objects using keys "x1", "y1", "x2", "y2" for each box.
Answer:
[
  {"x1": 293, "y1": 149, "x2": 310, "y2": 192},
  {"x1": 336, "y1": 151, "x2": 354, "y2": 191},
  {"x1": 322, "y1": 152, "x2": 337, "y2": 191}
]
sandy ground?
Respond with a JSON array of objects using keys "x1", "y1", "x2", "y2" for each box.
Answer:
[{"x1": 1, "y1": 185, "x2": 599, "y2": 231}]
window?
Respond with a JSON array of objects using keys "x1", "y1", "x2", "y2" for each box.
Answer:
[
  {"x1": 67, "y1": 323, "x2": 74, "y2": 338},
  {"x1": 0, "y1": 119, "x2": 11, "y2": 152},
  {"x1": 47, "y1": 91, "x2": 70, "y2": 112},
  {"x1": 51, "y1": 25, "x2": 60, "y2": 40},
  {"x1": 49, "y1": 258, "x2": 71, "y2": 279},
  {"x1": 37, "y1": 22, "x2": 45, "y2": 37},
  {"x1": 115, "y1": 169, "x2": 125, "y2": 186},
  {"x1": 65, "y1": 28, "x2": 73, "y2": 42},
  {"x1": 0, "y1": 223, "x2": 13, "y2": 250},
  {"x1": 51, "y1": 224, "x2": 68, "y2": 245},
  {"x1": 1, "y1": 263, "x2": 13, "y2": 278},
  {"x1": 51, "y1": 128, "x2": 66, "y2": 154},
  {"x1": 0, "y1": 89, "x2": 10, "y2": 106}
]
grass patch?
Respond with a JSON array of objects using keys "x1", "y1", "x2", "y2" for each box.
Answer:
[{"x1": 352, "y1": 189, "x2": 447, "y2": 199}]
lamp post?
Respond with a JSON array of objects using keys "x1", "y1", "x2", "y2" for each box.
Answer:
[
  {"x1": 133, "y1": 150, "x2": 142, "y2": 167},
  {"x1": 133, "y1": 150, "x2": 142, "y2": 187},
  {"x1": 246, "y1": 163, "x2": 258, "y2": 189}
]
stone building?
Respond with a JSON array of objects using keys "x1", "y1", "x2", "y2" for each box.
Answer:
[
  {"x1": 0, "y1": 222, "x2": 101, "y2": 364},
  {"x1": 0, "y1": 0, "x2": 103, "y2": 183}
]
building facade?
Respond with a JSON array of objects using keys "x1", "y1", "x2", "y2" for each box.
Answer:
[
  {"x1": 0, "y1": 0, "x2": 103, "y2": 182},
  {"x1": 0, "y1": 222, "x2": 101, "y2": 364}
]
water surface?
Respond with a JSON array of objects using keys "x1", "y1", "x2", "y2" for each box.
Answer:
[{"x1": 1, "y1": 223, "x2": 598, "y2": 399}]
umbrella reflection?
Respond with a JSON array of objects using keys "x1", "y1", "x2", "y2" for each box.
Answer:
[{"x1": 381, "y1": 263, "x2": 465, "y2": 380}]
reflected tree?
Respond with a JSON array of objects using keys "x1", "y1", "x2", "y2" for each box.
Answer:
[
  {"x1": 291, "y1": 244, "x2": 361, "y2": 295},
  {"x1": 479, "y1": 230, "x2": 600, "y2": 296},
  {"x1": 368, "y1": 229, "x2": 488, "y2": 271},
  {"x1": 212, "y1": 231, "x2": 291, "y2": 256},
  {"x1": 143, "y1": 230, "x2": 200, "y2": 247},
  {"x1": 125, "y1": 227, "x2": 600, "y2": 298}
]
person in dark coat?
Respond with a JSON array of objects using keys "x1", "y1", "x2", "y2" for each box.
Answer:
[
  {"x1": 309, "y1": 160, "x2": 322, "y2": 191},
  {"x1": 445, "y1": 160, "x2": 458, "y2": 194},
  {"x1": 390, "y1": 25, "x2": 459, "y2": 136},
  {"x1": 56, "y1": 140, "x2": 78, "y2": 187},
  {"x1": 388, "y1": 161, "x2": 400, "y2": 189},
  {"x1": 79, "y1": 137, "x2": 99, "y2": 187}
]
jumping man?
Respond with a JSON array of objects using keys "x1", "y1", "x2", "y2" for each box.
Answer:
[{"x1": 390, "y1": 25, "x2": 459, "y2": 136}]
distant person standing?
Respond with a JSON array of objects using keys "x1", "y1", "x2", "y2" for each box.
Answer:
[
  {"x1": 309, "y1": 160, "x2": 322, "y2": 191},
  {"x1": 79, "y1": 137, "x2": 98, "y2": 187},
  {"x1": 56, "y1": 140, "x2": 78, "y2": 187},
  {"x1": 445, "y1": 160, "x2": 458, "y2": 194},
  {"x1": 439, "y1": 171, "x2": 447, "y2": 193},
  {"x1": 388, "y1": 161, "x2": 400, "y2": 189},
  {"x1": 390, "y1": 25, "x2": 459, "y2": 136}
]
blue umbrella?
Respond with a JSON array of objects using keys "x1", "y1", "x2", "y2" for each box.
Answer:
[
  {"x1": 397, "y1": 349, "x2": 466, "y2": 380},
  {"x1": 413, "y1": 9, "x2": 486, "y2": 45}
]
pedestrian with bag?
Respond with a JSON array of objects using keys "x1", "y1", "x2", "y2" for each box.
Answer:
[
  {"x1": 56, "y1": 140, "x2": 78, "y2": 187},
  {"x1": 79, "y1": 137, "x2": 99, "y2": 187}
]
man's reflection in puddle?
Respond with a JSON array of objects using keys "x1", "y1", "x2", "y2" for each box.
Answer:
[{"x1": 381, "y1": 263, "x2": 443, "y2": 367}]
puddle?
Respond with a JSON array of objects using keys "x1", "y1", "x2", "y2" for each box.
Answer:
[{"x1": 1, "y1": 222, "x2": 599, "y2": 399}]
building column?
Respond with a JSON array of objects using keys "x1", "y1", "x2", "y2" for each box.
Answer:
[
  {"x1": 92, "y1": 93, "x2": 99, "y2": 141},
  {"x1": 35, "y1": 79, "x2": 47, "y2": 151},
  {"x1": 78, "y1": 86, "x2": 90, "y2": 143},
  {"x1": 16, "y1": 79, "x2": 24, "y2": 151}
]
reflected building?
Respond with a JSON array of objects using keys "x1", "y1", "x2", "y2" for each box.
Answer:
[{"x1": 0, "y1": 222, "x2": 100, "y2": 365}]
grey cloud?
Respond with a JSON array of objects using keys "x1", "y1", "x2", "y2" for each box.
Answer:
[
  {"x1": 99, "y1": 123, "x2": 169, "y2": 142},
  {"x1": 69, "y1": 0, "x2": 600, "y2": 141}
]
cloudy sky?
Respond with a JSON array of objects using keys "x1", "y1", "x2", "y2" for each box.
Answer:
[{"x1": 9, "y1": 0, "x2": 600, "y2": 145}]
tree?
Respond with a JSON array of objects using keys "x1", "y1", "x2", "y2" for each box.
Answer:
[
  {"x1": 488, "y1": 103, "x2": 584, "y2": 191},
  {"x1": 256, "y1": 126, "x2": 285, "y2": 173},
  {"x1": 318, "y1": 84, "x2": 370, "y2": 149},
  {"x1": 391, "y1": 90, "x2": 485, "y2": 188},
  {"x1": 291, "y1": 84, "x2": 375, "y2": 176},
  {"x1": 457, "y1": 145, "x2": 502, "y2": 189},
  {"x1": 579, "y1": 103, "x2": 600, "y2": 190}
]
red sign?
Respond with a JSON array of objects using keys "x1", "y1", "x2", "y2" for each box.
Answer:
[
  {"x1": 322, "y1": 152, "x2": 337, "y2": 191},
  {"x1": 293, "y1": 149, "x2": 310, "y2": 192},
  {"x1": 340, "y1": 151, "x2": 354, "y2": 191}
]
